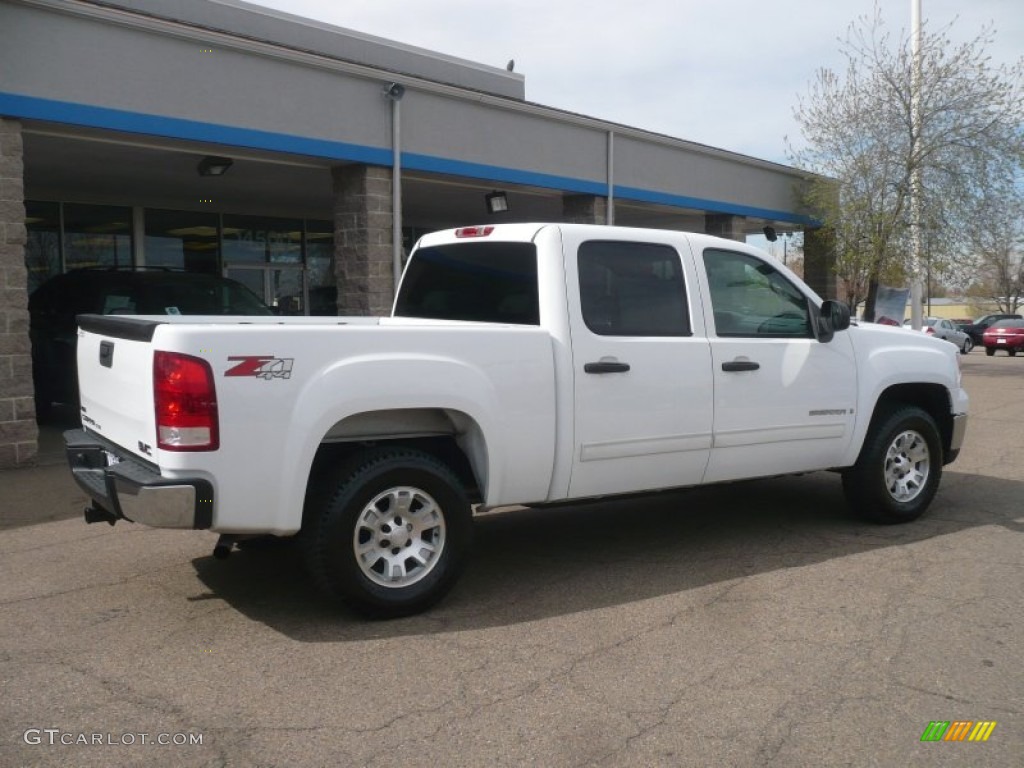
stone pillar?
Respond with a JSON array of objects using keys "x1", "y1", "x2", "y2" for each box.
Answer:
[
  {"x1": 0, "y1": 118, "x2": 37, "y2": 468},
  {"x1": 704, "y1": 214, "x2": 747, "y2": 242},
  {"x1": 331, "y1": 164, "x2": 395, "y2": 316},
  {"x1": 803, "y1": 227, "x2": 837, "y2": 300},
  {"x1": 563, "y1": 194, "x2": 608, "y2": 224}
]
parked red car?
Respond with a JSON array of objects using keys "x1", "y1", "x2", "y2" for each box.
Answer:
[{"x1": 982, "y1": 319, "x2": 1024, "y2": 356}]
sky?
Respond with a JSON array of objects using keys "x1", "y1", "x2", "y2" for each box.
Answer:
[{"x1": 245, "y1": 0, "x2": 1023, "y2": 166}]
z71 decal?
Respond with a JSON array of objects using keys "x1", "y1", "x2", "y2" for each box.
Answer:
[{"x1": 225, "y1": 356, "x2": 294, "y2": 380}]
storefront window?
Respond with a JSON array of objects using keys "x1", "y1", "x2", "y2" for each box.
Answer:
[
  {"x1": 222, "y1": 214, "x2": 302, "y2": 265},
  {"x1": 23, "y1": 203, "x2": 333, "y2": 315},
  {"x1": 144, "y1": 209, "x2": 219, "y2": 273},
  {"x1": 222, "y1": 215, "x2": 306, "y2": 314},
  {"x1": 24, "y1": 201, "x2": 61, "y2": 293},
  {"x1": 63, "y1": 203, "x2": 132, "y2": 271},
  {"x1": 270, "y1": 267, "x2": 306, "y2": 315}
]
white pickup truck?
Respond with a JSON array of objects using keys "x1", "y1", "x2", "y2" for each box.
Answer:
[{"x1": 65, "y1": 223, "x2": 968, "y2": 616}]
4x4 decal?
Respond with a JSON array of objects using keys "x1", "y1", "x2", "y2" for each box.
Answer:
[{"x1": 225, "y1": 356, "x2": 294, "y2": 380}]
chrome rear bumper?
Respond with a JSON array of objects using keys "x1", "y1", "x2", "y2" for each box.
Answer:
[{"x1": 64, "y1": 429, "x2": 213, "y2": 529}]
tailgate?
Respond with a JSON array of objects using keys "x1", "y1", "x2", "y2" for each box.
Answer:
[{"x1": 76, "y1": 315, "x2": 163, "y2": 462}]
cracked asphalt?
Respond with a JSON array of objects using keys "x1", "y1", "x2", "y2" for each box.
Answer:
[{"x1": 1, "y1": 354, "x2": 1021, "y2": 767}]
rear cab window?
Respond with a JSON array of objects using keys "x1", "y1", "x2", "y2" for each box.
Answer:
[{"x1": 395, "y1": 242, "x2": 539, "y2": 325}]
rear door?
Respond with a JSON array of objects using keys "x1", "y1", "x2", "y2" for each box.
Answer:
[{"x1": 563, "y1": 230, "x2": 713, "y2": 498}]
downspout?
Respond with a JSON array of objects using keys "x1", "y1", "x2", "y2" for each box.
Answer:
[
  {"x1": 607, "y1": 130, "x2": 615, "y2": 225},
  {"x1": 383, "y1": 82, "x2": 405, "y2": 293}
]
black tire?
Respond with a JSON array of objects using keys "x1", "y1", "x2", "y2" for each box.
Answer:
[
  {"x1": 1010, "y1": 349, "x2": 1017, "y2": 357},
  {"x1": 302, "y1": 447, "x2": 472, "y2": 618},
  {"x1": 961, "y1": 337, "x2": 973, "y2": 354},
  {"x1": 842, "y1": 405, "x2": 942, "y2": 524},
  {"x1": 985, "y1": 347, "x2": 995, "y2": 356}
]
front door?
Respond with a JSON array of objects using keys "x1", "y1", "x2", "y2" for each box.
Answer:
[
  {"x1": 698, "y1": 247, "x2": 857, "y2": 483},
  {"x1": 564, "y1": 232, "x2": 714, "y2": 498}
]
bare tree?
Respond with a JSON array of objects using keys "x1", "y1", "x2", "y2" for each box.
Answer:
[
  {"x1": 789, "y1": 5, "x2": 1024, "y2": 320},
  {"x1": 964, "y1": 184, "x2": 1024, "y2": 313}
]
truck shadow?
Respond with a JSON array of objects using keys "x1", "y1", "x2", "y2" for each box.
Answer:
[{"x1": 190, "y1": 469, "x2": 1023, "y2": 640}]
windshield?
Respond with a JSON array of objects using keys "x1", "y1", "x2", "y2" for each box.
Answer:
[{"x1": 116, "y1": 275, "x2": 272, "y2": 316}]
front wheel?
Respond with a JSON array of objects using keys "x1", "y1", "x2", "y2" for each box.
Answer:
[
  {"x1": 842, "y1": 406, "x2": 942, "y2": 524},
  {"x1": 302, "y1": 447, "x2": 473, "y2": 617},
  {"x1": 961, "y1": 337, "x2": 973, "y2": 354}
]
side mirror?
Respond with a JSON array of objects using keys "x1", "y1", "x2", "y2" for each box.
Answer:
[{"x1": 816, "y1": 300, "x2": 851, "y2": 343}]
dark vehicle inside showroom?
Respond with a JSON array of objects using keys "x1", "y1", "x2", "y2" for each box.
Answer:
[{"x1": 29, "y1": 269, "x2": 273, "y2": 421}]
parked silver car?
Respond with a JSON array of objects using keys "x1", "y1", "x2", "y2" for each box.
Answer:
[{"x1": 904, "y1": 317, "x2": 973, "y2": 354}]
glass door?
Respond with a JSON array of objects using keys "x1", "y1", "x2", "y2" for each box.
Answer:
[{"x1": 225, "y1": 265, "x2": 308, "y2": 315}]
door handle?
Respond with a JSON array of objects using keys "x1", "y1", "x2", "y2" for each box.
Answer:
[
  {"x1": 584, "y1": 361, "x2": 631, "y2": 374},
  {"x1": 722, "y1": 360, "x2": 759, "y2": 372}
]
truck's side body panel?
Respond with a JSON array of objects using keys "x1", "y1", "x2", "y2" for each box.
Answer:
[
  {"x1": 71, "y1": 223, "x2": 968, "y2": 543},
  {"x1": 840, "y1": 322, "x2": 968, "y2": 467},
  {"x1": 79, "y1": 320, "x2": 556, "y2": 533}
]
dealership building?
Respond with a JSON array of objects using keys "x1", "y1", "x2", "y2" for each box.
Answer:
[{"x1": 0, "y1": 0, "x2": 833, "y2": 467}]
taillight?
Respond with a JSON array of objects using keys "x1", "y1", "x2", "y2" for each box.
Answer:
[
  {"x1": 454, "y1": 226, "x2": 494, "y2": 238},
  {"x1": 154, "y1": 351, "x2": 219, "y2": 451},
  {"x1": 925, "y1": 327, "x2": 934, "y2": 334}
]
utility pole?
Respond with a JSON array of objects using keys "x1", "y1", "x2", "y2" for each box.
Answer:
[{"x1": 909, "y1": 0, "x2": 925, "y2": 330}]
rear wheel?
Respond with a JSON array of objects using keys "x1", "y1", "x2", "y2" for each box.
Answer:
[
  {"x1": 985, "y1": 347, "x2": 995, "y2": 356},
  {"x1": 1010, "y1": 349, "x2": 1017, "y2": 357},
  {"x1": 302, "y1": 447, "x2": 472, "y2": 617},
  {"x1": 842, "y1": 406, "x2": 942, "y2": 524}
]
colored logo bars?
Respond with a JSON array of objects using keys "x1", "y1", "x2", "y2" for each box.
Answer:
[{"x1": 920, "y1": 721, "x2": 997, "y2": 742}]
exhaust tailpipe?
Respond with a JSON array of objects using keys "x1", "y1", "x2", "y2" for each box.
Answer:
[{"x1": 213, "y1": 534, "x2": 238, "y2": 560}]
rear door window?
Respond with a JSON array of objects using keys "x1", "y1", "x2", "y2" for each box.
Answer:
[{"x1": 577, "y1": 241, "x2": 690, "y2": 336}]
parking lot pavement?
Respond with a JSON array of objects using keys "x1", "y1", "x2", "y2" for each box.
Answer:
[{"x1": 1, "y1": 353, "x2": 1021, "y2": 767}]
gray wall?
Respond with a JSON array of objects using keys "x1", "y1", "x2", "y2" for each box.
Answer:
[
  {"x1": 89, "y1": 0, "x2": 525, "y2": 99},
  {"x1": 614, "y1": 136, "x2": 803, "y2": 219},
  {"x1": 0, "y1": 0, "x2": 814, "y2": 226}
]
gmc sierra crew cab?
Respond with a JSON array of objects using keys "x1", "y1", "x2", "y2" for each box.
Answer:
[{"x1": 64, "y1": 223, "x2": 968, "y2": 616}]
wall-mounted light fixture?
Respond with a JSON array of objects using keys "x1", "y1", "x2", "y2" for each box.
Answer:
[
  {"x1": 485, "y1": 190, "x2": 509, "y2": 214},
  {"x1": 763, "y1": 225, "x2": 778, "y2": 242},
  {"x1": 197, "y1": 156, "x2": 233, "y2": 177},
  {"x1": 382, "y1": 82, "x2": 405, "y2": 101}
]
